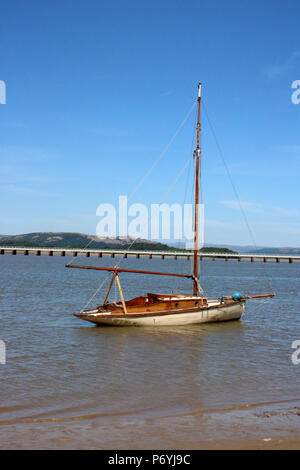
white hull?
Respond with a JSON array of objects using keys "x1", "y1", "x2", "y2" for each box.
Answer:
[{"x1": 77, "y1": 301, "x2": 245, "y2": 327}]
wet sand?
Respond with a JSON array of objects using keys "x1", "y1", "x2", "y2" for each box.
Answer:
[
  {"x1": 1, "y1": 257, "x2": 299, "y2": 450},
  {"x1": 201, "y1": 436, "x2": 300, "y2": 450},
  {"x1": 1, "y1": 398, "x2": 300, "y2": 449}
]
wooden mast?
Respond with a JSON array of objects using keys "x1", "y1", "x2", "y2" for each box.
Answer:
[{"x1": 193, "y1": 82, "x2": 202, "y2": 295}]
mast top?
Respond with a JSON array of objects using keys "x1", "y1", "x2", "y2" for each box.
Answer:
[{"x1": 198, "y1": 82, "x2": 202, "y2": 98}]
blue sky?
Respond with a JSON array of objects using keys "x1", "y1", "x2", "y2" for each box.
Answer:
[{"x1": 0, "y1": 0, "x2": 300, "y2": 246}]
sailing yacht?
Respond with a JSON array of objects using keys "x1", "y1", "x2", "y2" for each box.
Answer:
[{"x1": 67, "y1": 83, "x2": 274, "y2": 326}]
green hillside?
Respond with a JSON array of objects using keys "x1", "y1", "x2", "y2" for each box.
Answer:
[{"x1": 0, "y1": 232, "x2": 237, "y2": 253}]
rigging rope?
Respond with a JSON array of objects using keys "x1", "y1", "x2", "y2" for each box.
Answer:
[
  {"x1": 80, "y1": 276, "x2": 110, "y2": 312},
  {"x1": 202, "y1": 101, "x2": 274, "y2": 294},
  {"x1": 78, "y1": 100, "x2": 198, "y2": 311},
  {"x1": 80, "y1": 153, "x2": 195, "y2": 311},
  {"x1": 128, "y1": 101, "x2": 197, "y2": 201},
  {"x1": 243, "y1": 297, "x2": 272, "y2": 317},
  {"x1": 75, "y1": 96, "x2": 275, "y2": 312},
  {"x1": 67, "y1": 100, "x2": 197, "y2": 268}
]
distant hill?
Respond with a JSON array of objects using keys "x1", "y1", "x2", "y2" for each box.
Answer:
[
  {"x1": 0, "y1": 232, "x2": 237, "y2": 253},
  {"x1": 0, "y1": 232, "x2": 174, "y2": 251},
  {"x1": 198, "y1": 246, "x2": 237, "y2": 254},
  {"x1": 170, "y1": 241, "x2": 300, "y2": 255},
  {"x1": 216, "y1": 245, "x2": 300, "y2": 255},
  {"x1": 168, "y1": 242, "x2": 267, "y2": 253},
  {"x1": 249, "y1": 247, "x2": 300, "y2": 255}
]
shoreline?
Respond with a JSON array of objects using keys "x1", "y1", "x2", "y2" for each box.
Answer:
[
  {"x1": 187, "y1": 436, "x2": 300, "y2": 450},
  {"x1": 1, "y1": 398, "x2": 300, "y2": 450}
]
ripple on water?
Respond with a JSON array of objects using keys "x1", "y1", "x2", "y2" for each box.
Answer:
[{"x1": 0, "y1": 256, "x2": 299, "y2": 431}]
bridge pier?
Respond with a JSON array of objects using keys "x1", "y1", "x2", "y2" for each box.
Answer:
[{"x1": 0, "y1": 247, "x2": 299, "y2": 263}]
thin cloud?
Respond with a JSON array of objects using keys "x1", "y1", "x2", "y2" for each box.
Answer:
[
  {"x1": 0, "y1": 164, "x2": 79, "y2": 184},
  {"x1": 219, "y1": 200, "x2": 264, "y2": 213},
  {"x1": 0, "y1": 184, "x2": 60, "y2": 197},
  {"x1": 160, "y1": 90, "x2": 174, "y2": 97},
  {"x1": 88, "y1": 125, "x2": 137, "y2": 138},
  {"x1": 205, "y1": 219, "x2": 235, "y2": 229},
  {"x1": 219, "y1": 200, "x2": 300, "y2": 218},
  {"x1": 276, "y1": 145, "x2": 300, "y2": 154},
  {"x1": 264, "y1": 51, "x2": 300, "y2": 80}
]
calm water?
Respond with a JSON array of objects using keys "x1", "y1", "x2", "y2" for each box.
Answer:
[{"x1": 0, "y1": 254, "x2": 300, "y2": 448}]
